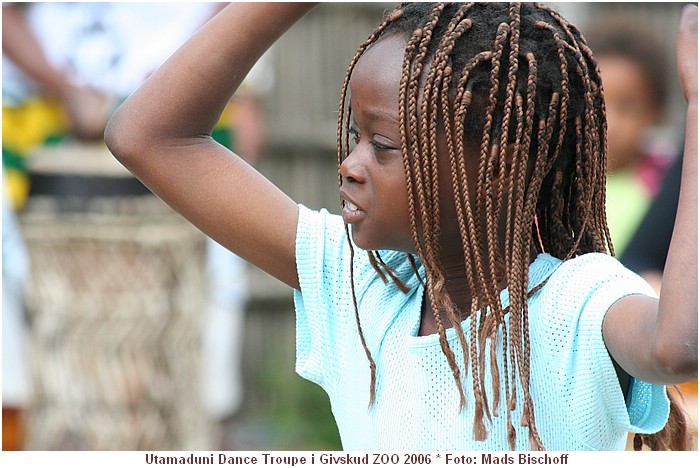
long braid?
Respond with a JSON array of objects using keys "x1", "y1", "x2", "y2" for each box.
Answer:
[
  {"x1": 505, "y1": 77, "x2": 536, "y2": 448},
  {"x1": 425, "y1": 3, "x2": 478, "y2": 412},
  {"x1": 337, "y1": 9, "x2": 398, "y2": 408},
  {"x1": 540, "y1": 5, "x2": 613, "y2": 257},
  {"x1": 344, "y1": 225, "x2": 378, "y2": 408},
  {"x1": 451, "y1": 51, "x2": 495, "y2": 414},
  {"x1": 415, "y1": 5, "x2": 472, "y2": 412},
  {"x1": 500, "y1": 13, "x2": 536, "y2": 451},
  {"x1": 484, "y1": 3, "x2": 521, "y2": 433},
  {"x1": 450, "y1": 49, "x2": 497, "y2": 437},
  {"x1": 335, "y1": 2, "x2": 688, "y2": 451}
]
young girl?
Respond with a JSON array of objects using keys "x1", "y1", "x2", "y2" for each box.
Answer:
[{"x1": 105, "y1": 3, "x2": 697, "y2": 451}]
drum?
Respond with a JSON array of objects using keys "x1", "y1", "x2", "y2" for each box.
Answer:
[{"x1": 19, "y1": 142, "x2": 209, "y2": 450}]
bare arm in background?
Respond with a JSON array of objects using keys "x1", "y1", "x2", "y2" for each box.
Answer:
[{"x1": 2, "y1": 4, "x2": 107, "y2": 139}]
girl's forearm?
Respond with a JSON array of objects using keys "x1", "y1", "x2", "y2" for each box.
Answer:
[
  {"x1": 106, "y1": 3, "x2": 315, "y2": 153},
  {"x1": 653, "y1": 6, "x2": 698, "y2": 380},
  {"x1": 655, "y1": 101, "x2": 698, "y2": 378}
]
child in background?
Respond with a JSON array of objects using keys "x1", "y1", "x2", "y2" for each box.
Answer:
[
  {"x1": 105, "y1": 3, "x2": 698, "y2": 451},
  {"x1": 585, "y1": 12, "x2": 677, "y2": 256}
]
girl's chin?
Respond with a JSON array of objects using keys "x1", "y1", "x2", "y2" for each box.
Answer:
[
  {"x1": 349, "y1": 233, "x2": 375, "y2": 251},
  {"x1": 350, "y1": 232, "x2": 413, "y2": 254}
]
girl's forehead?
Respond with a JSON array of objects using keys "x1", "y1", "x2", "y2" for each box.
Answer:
[{"x1": 350, "y1": 34, "x2": 407, "y2": 87}]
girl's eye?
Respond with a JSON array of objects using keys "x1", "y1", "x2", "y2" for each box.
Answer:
[
  {"x1": 369, "y1": 141, "x2": 390, "y2": 152},
  {"x1": 348, "y1": 127, "x2": 360, "y2": 144},
  {"x1": 348, "y1": 126, "x2": 398, "y2": 154}
]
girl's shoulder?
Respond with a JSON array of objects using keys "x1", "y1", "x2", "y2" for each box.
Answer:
[
  {"x1": 533, "y1": 251, "x2": 657, "y2": 313},
  {"x1": 537, "y1": 251, "x2": 637, "y2": 282}
]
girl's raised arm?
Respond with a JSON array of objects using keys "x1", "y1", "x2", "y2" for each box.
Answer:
[
  {"x1": 603, "y1": 5, "x2": 698, "y2": 385},
  {"x1": 105, "y1": 3, "x2": 317, "y2": 290}
]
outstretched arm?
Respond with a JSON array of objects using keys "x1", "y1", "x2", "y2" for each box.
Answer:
[
  {"x1": 105, "y1": 3, "x2": 317, "y2": 290},
  {"x1": 604, "y1": 5, "x2": 698, "y2": 385}
]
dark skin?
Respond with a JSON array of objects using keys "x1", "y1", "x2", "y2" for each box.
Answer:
[
  {"x1": 599, "y1": 55, "x2": 662, "y2": 174},
  {"x1": 106, "y1": 3, "x2": 697, "y2": 387},
  {"x1": 343, "y1": 33, "x2": 495, "y2": 335},
  {"x1": 340, "y1": 34, "x2": 413, "y2": 254},
  {"x1": 603, "y1": 5, "x2": 698, "y2": 385}
]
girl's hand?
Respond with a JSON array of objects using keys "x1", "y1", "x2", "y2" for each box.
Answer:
[{"x1": 677, "y1": 4, "x2": 698, "y2": 102}]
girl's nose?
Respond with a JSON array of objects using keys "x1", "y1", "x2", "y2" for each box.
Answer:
[{"x1": 339, "y1": 146, "x2": 367, "y2": 184}]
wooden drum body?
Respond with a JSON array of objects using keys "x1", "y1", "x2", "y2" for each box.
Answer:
[{"x1": 19, "y1": 143, "x2": 208, "y2": 450}]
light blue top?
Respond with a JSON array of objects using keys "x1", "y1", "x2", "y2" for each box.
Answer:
[{"x1": 293, "y1": 205, "x2": 669, "y2": 451}]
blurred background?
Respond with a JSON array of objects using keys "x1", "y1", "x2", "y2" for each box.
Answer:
[{"x1": 2, "y1": 2, "x2": 695, "y2": 451}]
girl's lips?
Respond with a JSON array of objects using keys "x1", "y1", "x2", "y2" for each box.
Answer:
[{"x1": 341, "y1": 199, "x2": 365, "y2": 224}]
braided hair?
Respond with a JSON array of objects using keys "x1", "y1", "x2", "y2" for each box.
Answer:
[{"x1": 336, "y1": 2, "x2": 690, "y2": 450}]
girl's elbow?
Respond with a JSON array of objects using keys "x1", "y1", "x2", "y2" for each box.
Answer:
[
  {"x1": 104, "y1": 110, "x2": 130, "y2": 163},
  {"x1": 652, "y1": 339, "x2": 698, "y2": 383},
  {"x1": 104, "y1": 106, "x2": 148, "y2": 167}
]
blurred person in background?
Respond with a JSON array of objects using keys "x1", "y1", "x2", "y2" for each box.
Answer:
[
  {"x1": 2, "y1": 2, "x2": 225, "y2": 208},
  {"x1": 2, "y1": 171, "x2": 31, "y2": 451},
  {"x1": 2, "y1": 2, "x2": 267, "y2": 449},
  {"x1": 2, "y1": 2, "x2": 107, "y2": 212},
  {"x1": 585, "y1": 12, "x2": 677, "y2": 257}
]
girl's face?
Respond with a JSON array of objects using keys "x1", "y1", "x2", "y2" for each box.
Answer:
[
  {"x1": 341, "y1": 33, "x2": 482, "y2": 255},
  {"x1": 340, "y1": 33, "x2": 414, "y2": 253},
  {"x1": 598, "y1": 55, "x2": 660, "y2": 173}
]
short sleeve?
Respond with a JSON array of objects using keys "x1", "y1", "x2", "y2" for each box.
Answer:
[
  {"x1": 626, "y1": 376, "x2": 671, "y2": 432},
  {"x1": 531, "y1": 253, "x2": 670, "y2": 448},
  {"x1": 293, "y1": 205, "x2": 353, "y2": 393},
  {"x1": 292, "y1": 205, "x2": 421, "y2": 398}
]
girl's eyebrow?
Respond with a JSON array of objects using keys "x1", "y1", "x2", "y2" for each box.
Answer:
[{"x1": 360, "y1": 107, "x2": 399, "y2": 125}]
